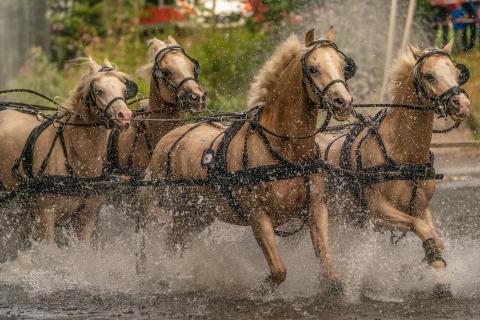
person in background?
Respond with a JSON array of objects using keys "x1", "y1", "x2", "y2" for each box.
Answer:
[
  {"x1": 447, "y1": 3, "x2": 467, "y2": 52},
  {"x1": 462, "y1": 0, "x2": 478, "y2": 51},
  {"x1": 432, "y1": 6, "x2": 450, "y2": 46}
]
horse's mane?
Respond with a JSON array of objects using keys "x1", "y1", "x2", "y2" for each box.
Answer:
[
  {"x1": 137, "y1": 37, "x2": 178, "y2": 80},
  {"x1": 247, "y1": 35, "x2": 302, "y2": 108},
  {"x1": 63, "y1": 56, "x2": 130, "y2": 113},
  {"x1": 389, "y1": 51, "x2": 416, "y2": 100}
]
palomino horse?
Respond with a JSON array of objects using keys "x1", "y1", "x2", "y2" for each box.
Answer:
[
  {"x1": 104, "y1": 36, "x2": 206, "y2": 177},
  {"x1": 321, "y1": 41, "x2": 470, "y2": 297},
  {"x1": 80, "y1": 37, "x2": 206, "y2": 238},
  {"x1": 139, "y1": 28, "x2": 355, "y2": 293},
  {"x1": 0, "y1": 57, "x2": 134, "y2": 242}
]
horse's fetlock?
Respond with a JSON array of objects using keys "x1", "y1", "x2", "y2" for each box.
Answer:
[
  {"x1": 272, "y1": 267, "x2": 287, "y2": 283},
  {"x1": 423, "y1": 238, "x2": 446, "y2": 267}
]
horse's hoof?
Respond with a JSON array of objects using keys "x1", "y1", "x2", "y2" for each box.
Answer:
[
  {"x1": 433, "y1": 283, "x2": 452, "y2": 299},
  {"x1": 259, "y1": 275, "x2": 279, "y2": 295},
  {"x1": 327, "y1": 279, "x2": 345, "y2": 297}
]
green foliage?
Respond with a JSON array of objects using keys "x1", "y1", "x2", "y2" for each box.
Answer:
[
  {"x1": 185, "y1": 26, "x2": 273, "y2": 111},
  {"x1": 457, "y1": 50, "x2": 480, "y2": 138},
  {"x1": 9, "y1": 47, "x2": 80, "y2": 106},
  {"x1": 262, "y1": 0, "x2": 312, "y2": 23},
  {"x1": 48, "y1": 0, "x2": 144, "y2": 63}
]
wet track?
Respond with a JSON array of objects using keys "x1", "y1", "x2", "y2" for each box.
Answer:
[{"x1": 0, "y1": 156, "x2": 478, "y2": 319}]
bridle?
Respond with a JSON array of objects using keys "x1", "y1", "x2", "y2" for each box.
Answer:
[
  {"x1": 412, "y1": 50, "x2": 470, "y2": 117},
  {"x1": 83, "y1": 65, "x2": 138, "y2": 128},
  {"x1": 152, "y1": 45, "x2": 201, "y2": 109},
  {"x1": 301, "y1": 39, "x2": 356, "y2": 113}
]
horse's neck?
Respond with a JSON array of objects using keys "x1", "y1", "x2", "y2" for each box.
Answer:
[
  {"x1": 259, "y1": 58, "x2": 318, "y2": 160},
  {"x1": 381, "y1": 76, "x2": 435, "y2": 163},
  {"x1": 143, "y1": 80, "x2": 185, "y2": 141},
  {"x1": 64, "y1": 117, "x2": 109, "y2": 176}
]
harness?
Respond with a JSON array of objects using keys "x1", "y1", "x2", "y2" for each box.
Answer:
[
  {"x1": 0, "y1": 66, "x2": 137, "y2": 196},
  {"x1": 324, "y1": 49, "x2": 468, "y2": 240},
  {"x1": 324, "y1": 109, "x2": 442, "y2": 227},
  {"x1": 104, "y1": 117, "x2": 154, "y2": 179},
  {"x1": 104, "y1": 46, "x2": 199, "y2": 178},
  {"x1": 161, "y1": 107, "x2": 326, "y2": 237}
]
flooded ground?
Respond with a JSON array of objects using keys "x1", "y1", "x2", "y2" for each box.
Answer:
[{"x1": 0, "y1": 156, "x2": 478, "y2": 319}]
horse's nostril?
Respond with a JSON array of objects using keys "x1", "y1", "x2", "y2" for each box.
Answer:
[{"x1": 333, "y1": 97, "x2": 345, "y2": 107}]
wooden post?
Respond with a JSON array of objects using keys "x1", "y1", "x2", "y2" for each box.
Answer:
[
  {"x1": 380, "y1": 0, "x2": 398, "y2": 102},
  {"x1": 401, "y1": 0, "x2": 417, "y2": 50}
]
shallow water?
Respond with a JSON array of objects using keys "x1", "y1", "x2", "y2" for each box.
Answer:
[{"x1": 0, "y1": 178, "x2": 478, "y2": 319}]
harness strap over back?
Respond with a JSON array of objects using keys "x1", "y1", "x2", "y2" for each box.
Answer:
[{"x1": 12, "y1": 115, "x2": 72, "y2": 180}]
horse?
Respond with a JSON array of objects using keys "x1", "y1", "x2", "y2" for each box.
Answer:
[
  {"x1": 0, "y1": 57, "x2": 134, "y2": 243},
  {"x1": 320, "y1": 41, "x2": 470, "y2": 297},
  {"x1": 138, "y1": 28, "x2": 356, "y2": 294},
  {"x1": 105, "y1": 36, "x2": 206, "y2": 178},
  {"x1": 80, "y1": 36, "x2": 206, "y2": 240}
]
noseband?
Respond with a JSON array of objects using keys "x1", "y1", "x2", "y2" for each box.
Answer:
[
  {"x1": 84, "y1": 66, "x2": 134, "y2": 128},
  {"x1": 301, "y1": 40, "x2": 355, "y2": 111},
  {"x1": 152, "y1": 46, "x2": 201, "y2": 107},
  {"x1": 413, "y1": 50, "x2": 469, "y2": 116}
]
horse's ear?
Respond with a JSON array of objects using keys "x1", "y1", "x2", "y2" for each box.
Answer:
[
  {"x1": 102, "y1": 59, "x2": 113, "y2": 68},
  {"x1": 87, "y1": 56, "x2": 100, "y2": 73},
  {"x1": 148, "y1": 37, "x2": 167, "y2": 52},
  {"x1": 305, "y1": 29, "x2": 315, "y2": 46},
  {"x1": 167, "y1": 35, "x2": 178, "y2": 45},
  {"x1": 326, "y1": 26, "x2": 335, "y2": 41},
  {"x1": 442, "y1": 39, "x2": 454, "y2": 54},
  {"x1": 408, "y1": 43, "x2": 422, "y2": 60}
]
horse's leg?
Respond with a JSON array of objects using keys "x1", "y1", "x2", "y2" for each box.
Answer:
[
  {"x1": 76, "y1": 197, "x2": 101, "y2": 242},
  {"x1": 135, "y1": 186, "x2": 155, "y2": 274},
  {"x1": 422, "y1": 208, "x2": 444, "y2": 250},
  {"x1": 308, "y1": 178, "x2": 343, "y2": 296},
  {"x1": 372, "y1": 200, "x2": 450, "y2": 297},
  {"x1": 250, "y1": 211, "x2": 286, "y2": 293},
  {"x1": 38, "y1": 205, "x2": 56, "y2": 243}
]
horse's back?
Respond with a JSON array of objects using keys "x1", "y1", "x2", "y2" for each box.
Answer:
[
  {"x1": 0, "y1": 110, "x2": 62, "y2": 189},
  {"x1": 149, "y1": 122, "x2": 225, "y2": 179}
]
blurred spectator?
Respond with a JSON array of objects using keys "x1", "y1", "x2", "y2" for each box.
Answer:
[
  {"x1": 462, "y1": 0, "x2": 478, "y2": 51},
  {"x1": 447, "y1": 3, "x2": 468, "y2": 51},
  {"x1": 432, "y1": 6, "x2": 450, "y2": 46}
]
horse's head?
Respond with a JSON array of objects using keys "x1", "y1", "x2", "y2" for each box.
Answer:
[
  {"x1": 302, "y1": 27, "x2": 355, "y2": 121},
  {"x1": 71, "y1": 57, "x2": 134, "y2": 130},
  {"x1": 409, "y1": 41, "x2": 470, "y2": 121},
  {"x1": 143, "y1": 36, "x2": 206, "y2": 113}
]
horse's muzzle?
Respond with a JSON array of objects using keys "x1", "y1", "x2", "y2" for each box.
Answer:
[
  {"x1": 449, "y1": 93, "x2": 470, "y2": 121},
  {"x1": 179, "y1": 89, "x2": 207, "y2": 113}
]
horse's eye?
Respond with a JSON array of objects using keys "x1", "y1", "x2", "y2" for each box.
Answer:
[
  {"x1": 94, "y1": 89, "x2": 104, "y2": 96},
  {"x1": 161, "y1": 68, "x2": 172, "y2": 76},
  {"x1": 308, "y1": 66, "x2": 319, "y2": 74},
  {"x1": 424, "y1": 73, "x2": 435, "y2": 82}
]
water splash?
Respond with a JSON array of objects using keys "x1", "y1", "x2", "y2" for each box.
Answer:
[{"x1": 0, "y1": 186, "x2": 478, "y2": 303}]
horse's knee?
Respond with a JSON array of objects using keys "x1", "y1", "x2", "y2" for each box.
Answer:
[{"x1": 412, "y1": 218, "x2": 434, "y2": 240}]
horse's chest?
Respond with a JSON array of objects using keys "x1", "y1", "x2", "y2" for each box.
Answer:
[{"x1": 242, "y1": 178, "x2": 307, "y2": 218}]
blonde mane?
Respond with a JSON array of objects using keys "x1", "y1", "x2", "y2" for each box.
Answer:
[
  {"x1": 388, "y1": 51, "x2": 416, "y2": 100},
  {"x1": 137, "y1": 37, "x2": 178, "y2": 80},
  {"x1": 247, "y1": 35, "x2": 302, "y2": 108},
  {"x1": 63, "y1": 57, "x2": 130, "y2": 113}
]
